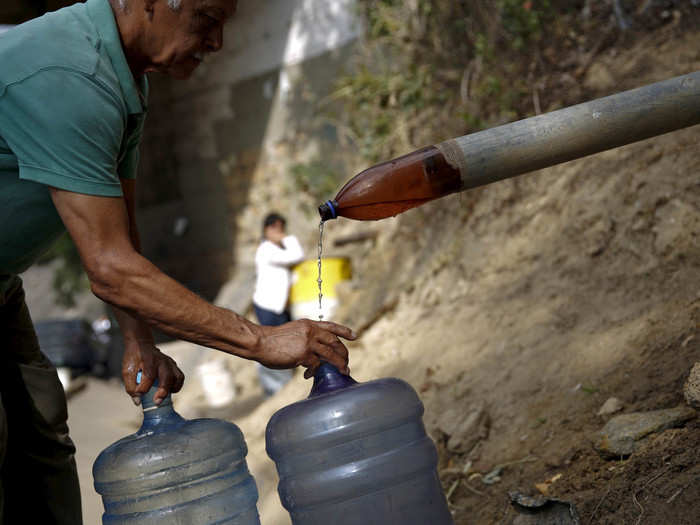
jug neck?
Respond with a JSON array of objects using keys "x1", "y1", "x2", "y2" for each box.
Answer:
[
  {"x1": 309, "y1": 363, "x2": 358, "y2": 398},
  {"x1": 138, "y1": 382, "x2": 185, "y2": 434}
]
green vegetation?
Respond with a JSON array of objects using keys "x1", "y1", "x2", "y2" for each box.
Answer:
[
  {"x1": 500, "y1": 0, "x2": 553, "y2": 51},
  {"x1": 321, "y1": 0, "x2": 577, "y2": 164},
  {"x1": 290, "y1": 160, "x2": 344, "y2": 206},
  {"x1": 581, "y1": 384, "x2": 599, "y2": 394},
  {"x1": 293, "y1": 0, "x2": 583, "y2": 203}
]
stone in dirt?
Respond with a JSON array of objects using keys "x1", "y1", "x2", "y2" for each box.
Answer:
[
  {"x1": 508, "y1": 491, "x2": 581, "y2": 525},
  {"x1": 593, "y1": 405, "x2": 696, "y2": 458},
  {"x1": 683, "y1": 362, "x2": 700, "y2": 409},
  {"x1": 436, "y1": 400, "x2": 490, "y2": 454},
  {"x1": 597, "y1": 396, "x2": 624, "y2": 416}
]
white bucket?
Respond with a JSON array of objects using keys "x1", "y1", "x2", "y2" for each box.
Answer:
[{"x1": 197, "y1": 360, "x2": 236, "y2": 408}]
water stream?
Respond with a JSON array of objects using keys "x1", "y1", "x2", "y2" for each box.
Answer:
[{"x1": 317, "y1": 220, "x2": 324, "y2": 321}]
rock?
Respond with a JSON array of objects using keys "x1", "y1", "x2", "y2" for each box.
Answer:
[
  {"x1": 652, "y1": 199, "x2": 700, "y2": 258},
  {"x1": 436, "y1": 401, "x2": 490, "y2": 454},
  {"x1": 583, "y1": 215, "x2": 615, "y2": 257},
  {"x1": 684, "y1": 362, "x2": 700, "y2": 409},
  {"x1": 597, "y1": 397, "x2": 624, "y2": 416},
  {"x1": 481, "y1": 465, "x2": 502, "y2": 485},
  {"x1": 593, "y1": 406, "x2": 696, "y2": 458},
  {"x1": 583, "y1": 62, "x2": 616, "y2": 92},
  {"x1": 509, "y1": 492, "x2": 581, "y2": 525}
]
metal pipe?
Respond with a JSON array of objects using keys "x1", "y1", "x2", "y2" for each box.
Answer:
[{"x1": 435, "y1": 71, "x2": 700, "y2": 191}]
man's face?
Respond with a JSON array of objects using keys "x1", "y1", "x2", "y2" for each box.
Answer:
[{"x1": 145, "y1": 0, "x2": 237, "y2": 79}]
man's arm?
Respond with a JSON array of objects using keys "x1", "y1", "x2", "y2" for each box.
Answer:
[
  {"x1": 112, "y1": 178, "x2": 184, "y2": 404},
  {"x1": 50, "y1": 187, "x2": 354, "y2": 387}
]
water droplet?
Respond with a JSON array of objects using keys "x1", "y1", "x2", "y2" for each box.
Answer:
[{"x1": 317, "y1": 221, "x2": 324, "y2": 321}]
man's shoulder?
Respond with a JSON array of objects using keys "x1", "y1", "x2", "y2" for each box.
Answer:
[{"x1": 0, "y1": 4, "x2": 100, "y2": 92}]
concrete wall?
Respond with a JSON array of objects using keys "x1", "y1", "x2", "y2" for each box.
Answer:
[{"x1": 137, "y1": 0, "x2": 361, "y2": 301}]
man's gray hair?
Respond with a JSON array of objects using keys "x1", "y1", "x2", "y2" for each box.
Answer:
[{"x1": 115, "y1": 0, "x2": 182, "y2": 11}]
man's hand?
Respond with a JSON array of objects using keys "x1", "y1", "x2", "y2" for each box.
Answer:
[
  {"x1": 255, "y1": 320, "x2": 356, "y2": 379},
  {"x1": 122, "y1": 340, "x2": 185, "y2": 405}
]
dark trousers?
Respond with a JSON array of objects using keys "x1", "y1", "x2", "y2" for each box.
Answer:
[
  {"x1": 253, "y1": 304, "x2": 291, "y2": 327},
  {"x1": 0, "y1": 276, "x2": 82, "y2": 525}
]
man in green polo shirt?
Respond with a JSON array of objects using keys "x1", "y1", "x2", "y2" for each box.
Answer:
[{"x1": 0, "y1": 1, "x2": 355, "y2": 522}]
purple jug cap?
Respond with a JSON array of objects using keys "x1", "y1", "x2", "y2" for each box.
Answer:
[{"x1": 309, "y1": 362, "x2": 358, "y2": 398}]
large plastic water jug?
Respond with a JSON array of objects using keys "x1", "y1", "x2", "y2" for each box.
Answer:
[
  {"x1": 93, "y1": 380, "x2": 260, "y2": 524},
  {"x1": 265, "y1": 363, "x2": 453, "y2": 524}
]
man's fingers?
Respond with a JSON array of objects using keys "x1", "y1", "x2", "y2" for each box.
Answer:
[
  {"x1": 150, "y1": 354, "x2": 186, "y2": 403},
  {"x1": 153, "y1": 359, "x2": 178, "y2": 404},
  {"x1": 123, "y1": 367, "x2": 139, "y2": 397},
  {"x1": 120, "y1": 345, "x2": 185, "y2": 405},
  {"x1": 154, "y1": 387, "x2": 168, "y2": 405},
  {"x1": 315, "y1": 331, "x2": 349, "y2": 361},
  {"x1": 314, "y1": 321, "x2": 356, "y2": 340},
  {"x1": 173, "y1": 364, "x2": 185, "y2": 392},
  {"x1": 303, "y1": 358, "x2": 321, "y2": 379},
  {"x1": 122, "y1": 353, "x2": 142, "y2": 396},
  {"x1": 122, "y1": 365, "x2": 142, "y2": 403},
  {"x1": 136, "y1": 353, "x2": 157, "y2": 394},
  {"x1": 310, "y1": 340, "x2": 349, "y2": 375},
  {"x1": 163, "y1": 354, "x2": 185, "y2": 390},
  {"x1": 135, "y1": 370, "x2": 154, "y2": 394}
]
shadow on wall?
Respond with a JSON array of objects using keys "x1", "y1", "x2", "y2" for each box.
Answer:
[{"x1": 135, "y1": 64, "x2": 286, "y2": 306}]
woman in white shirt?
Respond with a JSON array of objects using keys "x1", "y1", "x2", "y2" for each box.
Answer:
[{"x1": 252, "y1": 213, "x2": 304, "y2": 395}]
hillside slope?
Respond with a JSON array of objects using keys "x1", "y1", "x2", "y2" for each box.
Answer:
[{"x1": 228, "y1": 27, "x2": 700, "y2": 525}]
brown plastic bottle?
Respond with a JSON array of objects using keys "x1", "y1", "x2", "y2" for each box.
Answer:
[{"x1": 318, "y1": 146, "x2": 462, "y2": 221}]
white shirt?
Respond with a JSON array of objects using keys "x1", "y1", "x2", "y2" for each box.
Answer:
[{"x1": 253, "y1": 235, "x2": 304, "y2": 314}]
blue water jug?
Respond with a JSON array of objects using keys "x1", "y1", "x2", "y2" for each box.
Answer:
[
  {"x1": 93, "y1": 379, "x2": 260, "y2": 524},
  {"x1": 266, "y1": 363, "x2": 453, "y2": 524}
]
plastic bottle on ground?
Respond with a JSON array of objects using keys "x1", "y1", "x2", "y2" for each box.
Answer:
[
  {"x1": 266, "y1": 363, "x2": 453, "y2": 525},
  {"x1": 93, "y1": 377, "x2": 260, "y2": 524}
]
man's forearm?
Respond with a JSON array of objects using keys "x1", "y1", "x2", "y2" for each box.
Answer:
[
  {"x1": 90, "y1": 250, "x2": 262, "y2": 359},
  {"x1": 111, "y1": 305, "x2": 153, "y2": 344},
  {"x1": 49, "y1": 185, "x2": 263, "y2": 360}
]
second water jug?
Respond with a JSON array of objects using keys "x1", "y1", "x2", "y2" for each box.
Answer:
[
  {"x1": 266, "y1": 363, "x2": 453, "y2": 524},
  {"x1": 93, "y1": 378, "x2": 260, "y2": 524}
]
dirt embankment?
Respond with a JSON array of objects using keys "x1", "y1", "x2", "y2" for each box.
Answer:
[
  {"x1": 309, "y1": 28, "x2": 700, "y2": 524},
  {"x1": 227, "y1": 27, "x2": 700, "y2": 525}
]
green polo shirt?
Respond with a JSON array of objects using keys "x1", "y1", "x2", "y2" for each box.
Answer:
[{"x1": 0, "y1": 0, "x2": 148, "y2": 291}]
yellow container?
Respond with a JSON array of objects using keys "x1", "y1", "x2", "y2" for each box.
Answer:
[
  {"x1": 289, "y1": 258, "x2": 351, "y2": 320},
  {"x1": 290, "y1": 258, "x2": 351, "y2": 302}
]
